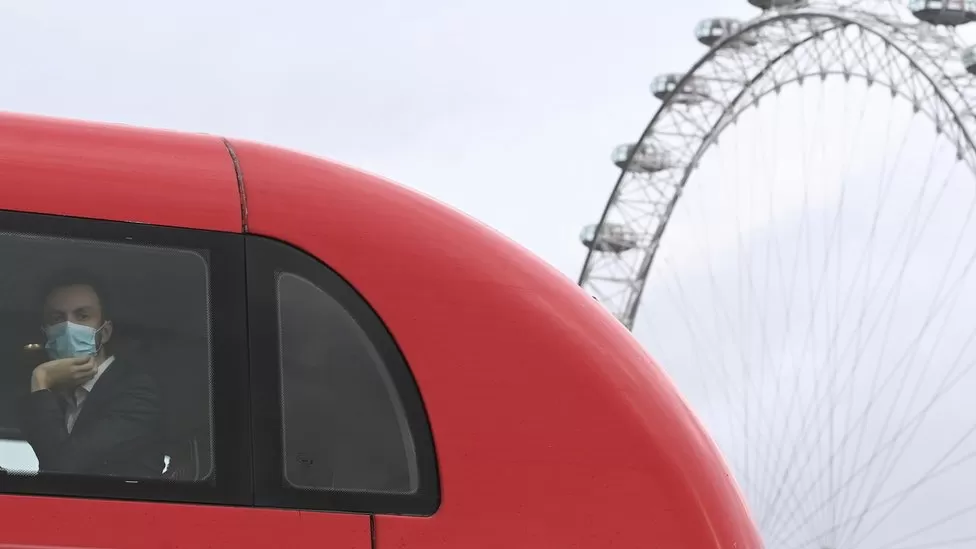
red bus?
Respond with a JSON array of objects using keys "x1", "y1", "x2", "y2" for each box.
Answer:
[{"x1": 0, "y1": 111, "x2": 761, "y2": 549}]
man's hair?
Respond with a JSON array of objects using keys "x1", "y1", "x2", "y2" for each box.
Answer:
[{"x1": 36, "y1": 268, "x2": 113, "y2": 322}]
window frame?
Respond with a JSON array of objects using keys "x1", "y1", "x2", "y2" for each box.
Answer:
[
  {"x1": 245, "y1": 235, "x2": 440, "y2": 516},
  {"x1": 0, "y1": 209, "x2": 253, "y2": 507}
]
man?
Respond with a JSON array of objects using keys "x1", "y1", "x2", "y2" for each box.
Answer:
[{"x1": 20, "y1": 269, "x2": 164, "y2": 478}]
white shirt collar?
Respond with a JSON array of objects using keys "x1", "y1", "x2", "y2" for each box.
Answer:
[{"x1": 80, "y1": 355, "x2": 115, "y2": 393}]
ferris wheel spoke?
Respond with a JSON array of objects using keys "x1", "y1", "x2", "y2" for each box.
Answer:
[
  {"x1": 772, "y1": 122, "x2": 968, "y2": 544},
  {"x1": 649, "y1": 260, "x2": 754, "y2": 480},
  {"x1": 868, "y1": 524, "x2": 976, "y2": 549},
  {"x1": 816, "y1": 76, "x2": 876, "y2": 542},
  {"x1": 781, "y1": 447, "x2": 976, "y2": 549},
  {"x1": 838, "y1": 196, "x2": 976, "y2": 547},
  {"x1": 839, "y1": 256, "x2": 976, "y2": 543},
  {"x1": 660, "y1": 252, "x2": 745, "y2": 409},
  {"x1": 758, "y1": 83, "x2": 876, "y2": 536},
  {"x1": 762, "y1": 82, "x2": 868, "y2": 541},
  {"x1": 775, "y1": 348, "x2": 976, "y2": 547},
  {"x1": 753, "y1": 83, "x2": 828, "y2": 526},
  {"x1": 738, "y1": 90, "x2": 761, "y2": 497},
  {"x1": 775, "y1": 82, "x2": 848, "y2": 537},
  {"x1": 741, "y1": 102, "x2": 793, "y2": 507},
  {"x1": 771, "y1": 329, "x2": 976, "y2": 548},
  {"x1": 768, "y1": 240, "x2": 967, "y2": 547},
  {"x1": 764, "y1": 126, "x2": 952, "y2": 537},
  {"x1": 880, "y1": 536, "x2": 976, "y2": 549},
  {"x1": 846, "y1": 154, "x2": 967, "y2": 444},
  {"x1": 830, "y1": 91, "x2": 909, "y2": 534},
  {"x1": 818, "y1": 156, "x2": 961, "y2": 537},
  {"x1": 848, "y1": 432, "x2": 976, "y2": 549},
  {"x1": 662, "y1": 140, "x2": 779, "y2": 472},
  {"x1": 751, "y1": 90, "x2": 792, "y2": 513}
]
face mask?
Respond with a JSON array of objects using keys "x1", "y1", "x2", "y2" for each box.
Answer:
[{"x1": 43, "y1": 322, "x2": 104, "y2": 360}]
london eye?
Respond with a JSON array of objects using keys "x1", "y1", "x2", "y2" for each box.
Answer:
[{"x1": 580, "y1": 1, "x2": 976, "y2": 548}]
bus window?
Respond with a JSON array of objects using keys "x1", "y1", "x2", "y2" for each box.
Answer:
[
  {"x1": 277, "y1": 272, "x2": 416, "y2": 493},
  {"x1": 246, "y1": 236, "x2": 439, "y2": 515},
  {"x1": 0, "y1": 230, "x2": 214, "y2": 483}
]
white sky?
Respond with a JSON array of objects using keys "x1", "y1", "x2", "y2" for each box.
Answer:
[
  {"x1": 2, "y1": 1, "x2": 975, "y2": 548},
  {"x1": 0, "y1": 0, "x2": 759, "y2": 277}
]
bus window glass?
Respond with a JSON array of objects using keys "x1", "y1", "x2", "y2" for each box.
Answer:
[
  {"x1": 0, "y1": 231, "x2": 214, "y2": 482},
  {"x1": 276, "y1": 272, "x2": 418, "y2": 494}
]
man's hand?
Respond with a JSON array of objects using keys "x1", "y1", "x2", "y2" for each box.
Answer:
[{"x1": 31, "y1": 357, "x2": 96, "y2": 392}]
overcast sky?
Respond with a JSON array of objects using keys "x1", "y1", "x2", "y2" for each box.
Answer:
[
  {"x1": 2, "y1": 1, "x2": 974, "y2": 548},
  {"x1": 0, "y1": 0, "x2": 760, "y2": 277}
]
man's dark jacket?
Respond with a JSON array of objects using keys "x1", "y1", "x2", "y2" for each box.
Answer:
[{"x1": 20, "y1": 358, "x2": 164, "y2": 478}]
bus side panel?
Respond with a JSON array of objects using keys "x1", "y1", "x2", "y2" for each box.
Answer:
[{"x1": 0, "y1": 494, "x2": 371, "y2": 549}]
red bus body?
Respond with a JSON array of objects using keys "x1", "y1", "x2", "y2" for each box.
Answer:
[{"x1": 0, "y1": 111, "x2": 761, "y2": 549}]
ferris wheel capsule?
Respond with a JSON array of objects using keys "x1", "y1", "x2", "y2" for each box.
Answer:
[
  {"x1": 747, "y1": 0, "x2": 805, "y2": 10},
  {"x1": 695, "y1": 18, "x2": 758, "y2": 48},
  {"x1": 611, "y1": 143, "x2": 672, "y2": 173},
  {"x1": 909, "y1": 0, "x2": 976, "y2": 26},
  {"x1": 651, "y1": 74, "x2": 710, "y2": 104},
  {"x1": 579, "y1": 223, "x2": 640, "y2": 253}
]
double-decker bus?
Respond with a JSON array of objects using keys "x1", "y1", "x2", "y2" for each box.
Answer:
[{"x1": 0, "y1": 111, "x2": 760, "y2": 549}]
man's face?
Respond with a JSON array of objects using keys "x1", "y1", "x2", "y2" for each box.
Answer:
[
  {"x1": 43, "y1": 284, "x2": 103, "y2": 329},
  {"x1": 43, "y1": 284, "x2": 114, "y2": 353}
]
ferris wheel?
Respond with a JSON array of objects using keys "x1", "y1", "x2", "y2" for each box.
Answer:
[{"x1": 579, "y1": 1, "x2": 976, "y2": 548}]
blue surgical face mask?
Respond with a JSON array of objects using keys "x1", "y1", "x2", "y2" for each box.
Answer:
[{"x1": 43, "y1": 321, "x2": 104, "y2": 360}]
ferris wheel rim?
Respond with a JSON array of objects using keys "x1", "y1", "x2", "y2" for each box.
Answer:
[{"x1": 579, "y1": 4, "x2": 976, "y2": 330}]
